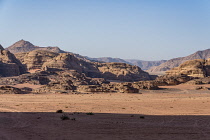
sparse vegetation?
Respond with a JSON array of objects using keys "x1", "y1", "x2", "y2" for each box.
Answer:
[
  {"x1": 56, "y1": 110, "x2": 63, "y2": 113},
  {"x1": 140, "y1": 116, "x2": 145, "y2": 119},
  {"x1": 86, "y1": 112, "x2": 94, "y2": 115},
  {"x1": 60, "y1": 114, "x2": 70, "y2": 120}
]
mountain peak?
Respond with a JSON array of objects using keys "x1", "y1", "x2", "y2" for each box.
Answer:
[
  {"x1": 8, "y1": 39, "x2": 35, "y2": 49},
  {"x1": 0, "y1": 44, "x2": 4, "y2": 50},
  {"x1": 6, "y1": 40, "x2": 66, "y2": 54}
]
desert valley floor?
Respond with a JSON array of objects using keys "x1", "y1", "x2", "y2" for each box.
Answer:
[{"x1": 0, "y1": 85, "x2": 210, "y2": 140}]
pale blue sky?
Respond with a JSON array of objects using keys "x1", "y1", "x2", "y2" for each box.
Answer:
[{"x1": 0, "y1": 0, "x2": 210, "y2": 60}]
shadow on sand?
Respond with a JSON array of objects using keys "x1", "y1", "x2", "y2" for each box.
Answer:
[{"x1": 0, "y1": 112, "x2": 209, "y2": 140}]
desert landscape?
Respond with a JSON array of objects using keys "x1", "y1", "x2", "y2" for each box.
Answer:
[
  {"x1": 1, "y1": 1, "x2": 210, "y2": 139},
  {"x1": 0, "y1": 40, "x2": 209, "y2": 140}
]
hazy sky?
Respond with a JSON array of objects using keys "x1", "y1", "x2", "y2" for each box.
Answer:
[{"x1": 0, "y1": 0, "x2": 210, "y2": 60}]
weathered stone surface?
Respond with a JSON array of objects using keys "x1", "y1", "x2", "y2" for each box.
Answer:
[
  {"x1": 97, "y1": 62, "x2": 152, "y2": 82},
  {"x1": 148, "y1": 49, "x2": 210, "y2": 73},
  {"x1": 0, "y1": 86, "x2": 23, "y2": 94},
  {"x1": 15, "y1": 50, "x2": 59, "y2": 70},
  {"x1": 42, "y1": 53, "x2": 152, "y2": 82},
  {"x1": 0, "y1": 46, "x2": 26, "y2": 77},
  {"x1": 132, "y1": 81, "x2": 159, "y2": 90},
  {"x1": 154, "y1": 74, "x2": 192, "y2": 86},
  {"x1": 166, "y1": 59, "x2": 206, "y2": 78},
  {"x1": 165, "y1": 59, "x2": 210, "y2": 78}
]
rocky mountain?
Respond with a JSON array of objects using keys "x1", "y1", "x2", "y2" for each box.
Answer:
[
  {"x1": 166, "y1": 58, "x2": 210, "y2": 78},
  {"x1": 41, "y1": 53, "x2": 152, "y2": 82},
  {"x1": 15, "y1": 50, "x2": 59, "y2": 70},
  {"x1": 6, "y1": 40, "x2": 66, "y2": 53},
  {"x1": 148, "y1": 49, "x2": 210, "y2": 73},
  {"x1": 13, "y1": 49, "x2": 153, "y2": 82},
  {"x1": 88, "y1": 57, "x2": 166, "y2": 70},
  {"x1": 0, "y1": 45, "x2": 26, "y2": 77}
]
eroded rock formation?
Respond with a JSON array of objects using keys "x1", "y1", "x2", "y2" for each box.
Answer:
[{"x1": 0, "y1": 45, "x2": 26, "y2": 77}]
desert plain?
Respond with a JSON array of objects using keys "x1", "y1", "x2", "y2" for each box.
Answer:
[{"x1": 0, "y1": 84, "x2": 210, "y2": 140}]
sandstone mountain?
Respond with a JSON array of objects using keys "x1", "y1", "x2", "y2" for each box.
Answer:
[
  {"x1": 148, "y1": 49, "x2": 210, "y2": 73},
  {"x1": 166, "y1": 58, "x2": 210, "y2": 78},
  {"x1": 6, "y1": 40, "x2": 167, "y2": 70},
  {"x1": 13, "y1": 50, "x2": 152, "y2": 82},
  {"x1": 15, "y1": 50, "x2": 59, "y2": 70},
  {"x1": 151, "y1": 58, "x2": 210, "y2": 86},
  {"x1": 0, "y1": 45, "x2": 26, "y2": 77},
  {"x1": 6, "y1": 40, "x2": 66, "y2": 53},
  {"x1": 41, "y1": 53, "x2": 152, "y2": 82}
]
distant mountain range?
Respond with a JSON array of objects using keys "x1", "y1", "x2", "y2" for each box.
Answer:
[
  {"x1": 6, "y1": 40, "x2": 167, "y2": 70},
  {"x1": 147, "y1": 49, "x2": 210, "y2": 73},
  {"x1": 5, "y1": 40, "x2": 210, "y2": 72},
  {"x1": 88, "y1": 57, "x2": 166, "y2": 70}
]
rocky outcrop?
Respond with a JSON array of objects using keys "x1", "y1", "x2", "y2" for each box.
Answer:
[
  {"x1": 148, "y1": 49, "x2": 210, "y2": 73},
  {"x1": 97, "y1": 62, "x2": 152, "y2": 82},
  {"x1": 151, "y1": 58, "x2": 210, "y2": 86},
  {"x1": 15, "y1": 50, "x2": 59, "y2": 70},
  {"x1": 41, "y1": 53, "x2": 101, "y2": 77},
  {"x1": 42, "y1": 53, "x2": 152, "y2": 82},
  {"x1": 165, "y1": 59, "x2": 210, "y2": 78},
  {"x1": 6, "y1": 40, "x2": 66, "y2": 53},
  {"x1": 154, "y1": 74, "x2": 193, "y2": 86},
  {"x1": 0, "y1": 45, "x2": 26, "y2": 77},
  {"x1": 132, "y1": 81, "x2": 159, "y2": 90},
  {"x1": 0, "y1": 86, "x2": 23, "y2": 94}
]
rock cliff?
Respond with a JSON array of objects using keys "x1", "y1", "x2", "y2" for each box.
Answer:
[{"x1": 0, "y1": 45, "x2": 26, "y2": 77}]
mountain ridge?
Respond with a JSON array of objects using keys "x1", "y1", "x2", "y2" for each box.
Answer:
[
  {"x1": 6, "y1": 40, "x2": 66, "y2": 53},
  {"x1": 148, "y1": 49, "x2": 210, "y2": 73}
]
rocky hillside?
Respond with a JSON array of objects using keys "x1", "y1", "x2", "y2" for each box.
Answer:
[
  {"x1": 166, "y1": 58, "x2": 210, "y2": 78},
  {"x1": 15, "y1": 50, "x2": 59, "y2": 70},
  {"x1": 6, "y1": 40, "x2": 167, "y2": 70},
  {"x1": 6, "y1": 40, "x2": 66, "y2": 53},
  {"x1": 0, "y1": 45, "x2": 26, "y2": 77},
  {"x1": 41, "y1": 53, "x2": 152, "y2": 82},
  {"x1": 148, "y1": 49, "x2": 210, "y2": 73},
  {"x1": 13, "y1": 49, "x2": 152, "y2": 82}
]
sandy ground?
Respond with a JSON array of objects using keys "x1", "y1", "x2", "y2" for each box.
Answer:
[{"x1": 0, "y1": 86, "x2": 210, "y2": 139}]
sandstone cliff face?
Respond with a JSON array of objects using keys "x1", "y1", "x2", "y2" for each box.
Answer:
[
  {"x1": 15, "y1": 50, "x2": 59, "y2": 70},
  {"x1": 0, "y1": 46, "x2": 26, "y2": 77},
  {"x1": 148, "y1": 49, "x2": 210, "y2": 73},
  {"x1": 165, "y1": 59, "x2": 208, "y2": 78},
  {"x1": 41, "y1": 53, "x2": 152, "y2": 82},
  {"x1": 151, "y1": 58, "x2": 210, "y2": 86},
  {"x1": 41, "y1": 53, "x2": 100, "y2": 76},
  {"x1": 97, "y1": 62, "x2": 151, "y2": 82}
]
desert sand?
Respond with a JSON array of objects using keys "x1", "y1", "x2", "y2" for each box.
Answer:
[{"x1": 0, "y1": 85, "x2": 210, "y2": 140}]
